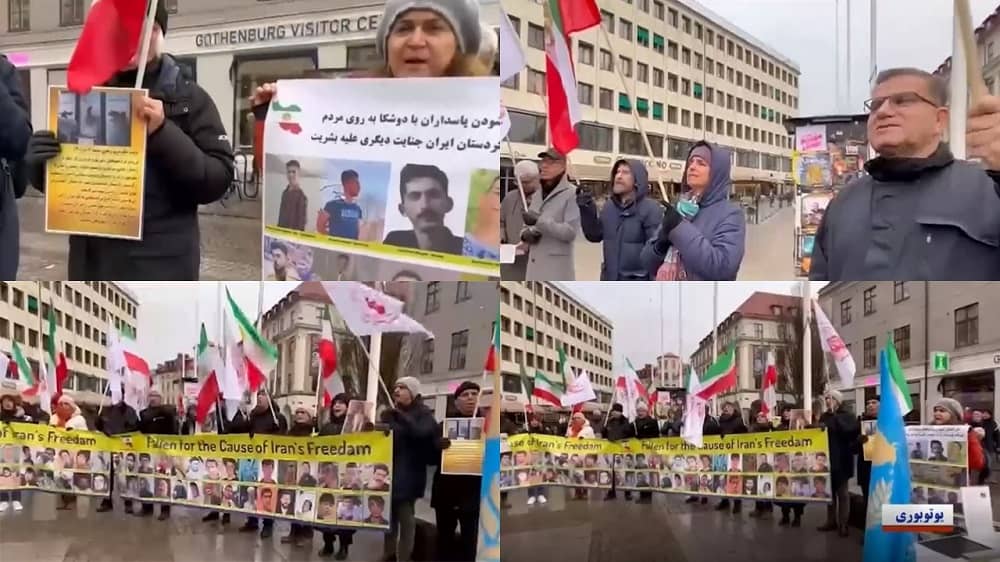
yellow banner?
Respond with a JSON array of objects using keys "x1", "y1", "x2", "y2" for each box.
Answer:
[
  {"x1": 0, "y1": 423, "x2": 394, "y2": 529},
  {"x1": 501, "y1": 429, "x2": 831, "y2": 502},
  {"x1": 45, "y1": 86, "x2": 148, "y2": 240}
]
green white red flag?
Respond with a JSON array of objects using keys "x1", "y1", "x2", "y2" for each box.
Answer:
[
  {"x1": 45, "y1": 306, "x2": 68, "y2": 402},
  {"x1": 544, "y1": 0, "x2": 601, "y2": 153},
  {"x1": 194, "y1": 323, "x2": 221, "y2": 424},
  {"x1": 11, "y1": 342, "x2": 36, "y2": 395},
  {"x1": 318, "y1": 306, "x2": 343, "y2": 407},
  {"x1": 695, "y1": 347, "x2": 738, "y2": 400},
  {"x1": 226, "y1": 287, "x2": 276, "y2": 392},
  {"x1": 760, "y1": 351, "x2": 778, "y2": 417}
]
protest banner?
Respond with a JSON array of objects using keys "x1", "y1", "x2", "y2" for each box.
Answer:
[
  {"x1": 501, "y1": 429, "x2": 832, "y2": 503},
  {"x1": 0, "y1": 423, "x2": 393, "y2": 531},
  {"x1": 906, "y1": 425, "x2": 970, "y2": 507},
  {"x1": 0, "y1": 422, "x2": 121, "y2": 497},
  {"x1": 261, "y1": 77, "x2": 501, "y2": 280},
  {"x1": 45, "y1": 86, "x2": 147, "y2": 240},
  {"x1": 441, "y1": 417, "x2": 485, "y2": 476}
]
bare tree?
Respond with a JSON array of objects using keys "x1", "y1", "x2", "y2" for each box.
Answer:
[{"x1": 774, "y1": 306, "x2": 826, "y2": 409}]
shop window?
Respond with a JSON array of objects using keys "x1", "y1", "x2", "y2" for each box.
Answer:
[
  {"x1": 942, "y1": 373, "x2": 994, "y2": 414},
  {"x1": 346, "y1": 45, "x2": 379, "y2": 70},
  {"x1": 506, "y1": 110, "x2": 546, "y2": 145},
  {"x1": 235, "y1": 51, "x2": 317, "y2": 148}
]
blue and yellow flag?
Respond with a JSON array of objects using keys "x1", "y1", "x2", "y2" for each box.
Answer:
[
  {"x1": 863, "y1": 342, "x2": 917, "y2": 562},
  {"x1": 476, "y1": 311, "x2": 501, "y2": 562}
]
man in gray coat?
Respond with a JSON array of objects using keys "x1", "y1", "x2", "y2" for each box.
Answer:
[
  {"x1": 811, "y1": 67, "x2": 1000, "y2": 280},
  {"x1": 521, "y1": 149, "x2": 580, "y2": 280},
  {"x1": 500, "y1": 161, "x2": 540, "y2": 280}
]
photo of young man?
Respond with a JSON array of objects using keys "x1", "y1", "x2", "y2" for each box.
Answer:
[
  {"x1": 266, "y1": 240, "x2": 300, "y2": 281},
  {"x1": 316, "y1": 493, "x2": 336, "y2": 521},
  {"x1": 364, "y1": 495, "x2": 389, "y2": 525},
  {"x1": 275, "y1": 489, "x2": 296, "y2": 516},
  {"x1": 341, "y1": 463, "x2": 363, "y2": 490},
  {"x1": 318, "y1": 462, "x2": 339, "y2": 489},
  {"x1": 277, "y1": 159, "x2": 308, "y2": 231},
  {"x1": 383, "y1": 163, "x2": 463, "y2": 255},
  {"x1": 366, "y1": 464, "x2": 390, "y2": 491},
  {"x1": 298, "y1": 461, "x2": 318, "y2": 487},
  {"x1": 324, "y1": 170, "x2": 364, "y2": 240},
  {"x1": 256, "y1": 486, "x2": 276, "y2": 513},
  {"x1": 259, "y1": 460, "x2": 277, "y2": 484},
  {"x1": 154, "y1": 477, "x2": 171, "y2": 499}
]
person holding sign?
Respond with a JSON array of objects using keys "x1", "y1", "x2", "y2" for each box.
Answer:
[
  {"x1": 0, "y1": 53, "x2": 31, "y2": 281},
  {"x1": 0, "y1": 389, "x2": 33, "y2": 512},
  {"x1": 431, "y1": 381, "x2": 481, "y2": 562},
  {"x1": 284, "y1": 406, "x2": 315, "y2": 548},
  {"x1": 21, "y1": 6, "x2": 234, "y2": 280},
  {"x1": 931, "y1": 397, "x2": 986, "y2": 483},
  {"x1": 136, "y1": 390, "x2": 178, "y2": 521},
  {"x1": 231, "y1": 389, "x2": 287, "y2": 539},
  {"x1": 95, "y1": 398, "x2": 139, "y2": 514},
  {"x1": 816, "y1": 390, "x2": 858, "y2": 537},
  {"x1": 317, "y1": 393, "x2": 357, "y2": 560},
  {"x1": 855, "y1": 397, "x2": 878, "y2": 518}
]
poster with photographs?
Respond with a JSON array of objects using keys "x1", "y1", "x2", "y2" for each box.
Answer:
[
  {"x1": 861, "y1": 420, "x2": 877, "y2": 462},
  {"x1": 0, "y1": 422, "x2": 118, "y2": 497},
  {"x1": 906, "y1": 425, "x2": 970, "y2": 508},
  {"x1": 262, "y1": 77, "x2": 501, "y2": 280},
  {"x1": 441, "y1": 417, "x2": 486, "y2": 476},
  {"x1": 344, "y1": 400, "x2": 375, "y2": 434},
  {"x1": 501, "y1": 430, "x2": 832, "y2": 503}
]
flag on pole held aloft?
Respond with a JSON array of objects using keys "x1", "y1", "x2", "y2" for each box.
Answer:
[
  {"x1": 499, "y1": 7, "x2": 526, "y2": 139},
  {"x1": 531, "y1": 370, "x2": 562, "y2": 407},
  {"x1": 67, "y1": 0, "x2": 151, "y2": 93},
  {"x1": 222, "y1": 297, "x2": 251, "y2": 419},
  {"x1": 475, "y1": 311, "x2": 501, "y2": 562},
  {"x1": 318, "y1": 307, "x2": 343, "y2": 407},
  {"x1": 0, "y1": 352, "x2": 10, "y2": 382},
  {"x1": 862, "y1": 341, "x2": 916, "y2": 562},
  {"x1": 760, "y1": 351, "x2": 778, "y2": 417},
  {"x1": 544, "y1": 0, "x2": 601, "y2": 154},
  {"x1": 813, "y1": 299, "x2": 857, "y2": 388},
  {"x1": 560, "y1": 370, "x2": 597, "y2": 408},
  {"x1": 322, "y1": 282, "x2": 432, "y2": 337},
  {"x1": 194, "y1": 323, "x2": 222, "y2": 424},
  {"x1": 108, "y1": 326, "x2": 152, "y2": 412},
  {"x1": 681, "y1": 365, "x2": 707, "y2": 447},
  {"x1": 226, "y1": 287, "x2": 276, "y2": 393},
  {"x1": 695, "y1": 347, "x2": 737, "y2": 400},
  {"x1": 615, "y1": 358, "x2": 649, "y2": 421},
  {"x1": 45, "y1": 307, "x2": 68, "y2": 402},
  {"x1": 11, "y1": 342, "x2": 36, "y2": 395}
]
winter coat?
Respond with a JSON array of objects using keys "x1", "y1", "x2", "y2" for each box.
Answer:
[
  {"x1": 972, "y1": 418, "x2": 999, "y2": 456},
  {"x1": 28, "y1": 54, "x2": 234, "y2": 280},
  {"x1": 96, "y1": 403, "x2": 140, "y2": 435},
  {"x1": 525, "y1": 174, "x2": 580, "y2": 281},
  {"x1": 500, "y1": 188, "x2": 529, "y2": 280},
  {"x1": 277, "y1": 186, "x2": 307, "y2": 231},
  {"x1": 0, "y1": 406, "x2": 30, "y2": 423},
  {"x1": 702, "y1": 415, "x2": 721, "y2": 436},
  {"x1": 212, "y1": 404, "x2": 246, "y2": 435},
  {"x1": 579, "y1": 160, "x2": 663, "y2": 280},
  {"x1": 749, "y1": 420, "x2": 773, "y2": 433},
  {"x1": 641, "y1": 143, "x2": 746, "y2": 280},
  {"x1": 232, "y1": 407, "x2": 288, "y2": 436},
  {"x1": 50, "y1": 409, "x2": 88, "y2": 430},
  {"x1": 138, "y1": 405, "x2": 179, "y2": 435},
  {"x1": 319, "y1": 413, "x2": 347, "y2": 437},
  {"x1": 810, "y1": 145, "x2": 1000, "y2": 281},
  {"x1": 604, "y1": 415, "x2": 636, "y2": 441},
  {"x1": 855, "y1": 413, "x2": 876, "y2": 492},
  {"x1": 287, "y1": 421, "x2": 314, "y2": 437},
  {"x1": 431, "y1": 406, "x2": 481, "y2": 512},
  {"x1": 717, "y1": 411, "x2": 748, "y2": 436},
  {"x1": 0, "y1": 54, "x2": 31, "y2": 281},
  {"x1": 566, "y1": 421, "x2": 596, "y2": 439},
  {"x1": 662, "y1": 419, "x2": 682, "y2": 437},
  {"x1": 382, "y1": 399, "x2": 438, "y2": 502},
  {"x1": 633, "y1": 415, "x2": 660, "y2": 439},
  {"x1": 819, "y1": 406, "x2": 860, "y2": 488}
]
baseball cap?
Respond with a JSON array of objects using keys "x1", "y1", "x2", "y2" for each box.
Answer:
[{"x1": 537, "y1": 148, "x2": 566, "y2": 161}]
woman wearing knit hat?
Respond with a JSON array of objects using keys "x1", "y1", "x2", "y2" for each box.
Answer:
[
  {"x1": 932, "y1": 397, "x2": 986, "y2": 484},
  {"x1": 249, "y1": 0, "x2": 489, "y2": 143},
  {"x1": 0, "y1": 387, "x2": 33, "y2": 512},
  {"x1": 816, "y1": 390, "x2": 859, "y2": 537},
  {"x1": 317, "y1": 393, "x2": 356, "y2": 559}
]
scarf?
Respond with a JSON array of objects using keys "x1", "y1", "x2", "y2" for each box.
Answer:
[{"x1": 569, "y1": 423, "x2": 585, "y2": 438}]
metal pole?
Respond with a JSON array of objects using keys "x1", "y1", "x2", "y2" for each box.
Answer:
[
  {"x1": 659, "y1": 285, "x2": 665, "y2": 388},
  {"x1": 802, "y1": 281, "x2": 813, "y2": 422},
  {"x1": 712, "y1": 282, "x2": 718, "y2": 414},
  {"x1": 835, "y1": 0, "x2": 841, "y2": 112},
  {"x1": 133, "y1": 0, "x2": 159, "y2": 89},
  {"x1": 869, "y1": 0, "x2": 878, "y2": 88},
  {"x1": 678, "y1": 284, "x2": 683, "y2": 387},
  {"x1": 846, "y1": 0, "x2": 853, "y2": 111}
]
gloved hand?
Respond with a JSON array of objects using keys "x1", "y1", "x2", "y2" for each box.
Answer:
[
  {"x1": 575, "y1": 186, "x2": 593, "y2": 207},
  {"x1": 438, "y1": 437, "x2": 452, "y2": 450},
  {"x1": 24, "y1": 131, "x2": 61, "y2": 165},
  {"x1": 520, "y1": 227, "x2": 542, "y2": 245},
  {"x1": 522, "y1": 210, "x2": 540, "y2": 226},
  {"x1": 654, "y1": 205, "x2": 683, "y2": 253},
  {"x1": 380, "y1": 408, "x2": 397, "y2": 423}
]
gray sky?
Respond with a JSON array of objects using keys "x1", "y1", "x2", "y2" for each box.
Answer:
[
  {"x1": 696, "y1": 0, "x2": 998, "y2": 115},
  {"x1": 557, "y1": 281, "x2": 827, "y2": 368},
  {"x1": 122, "y1": 282, "x2": 298, "y2": 366}
]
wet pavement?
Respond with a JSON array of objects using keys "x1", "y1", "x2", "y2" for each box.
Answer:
[
  {"x1": 15, "y1": 196, "x2": 261, "y2": 281},
  {"x1": 0, "y1": 490, "x2": 435, "y2": 562},
  {"x1": 502, "y1": 487, "x2": 862, "y2": 562}
]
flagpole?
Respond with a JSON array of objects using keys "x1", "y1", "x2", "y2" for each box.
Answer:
[
  {"x1": 366, "y1": 283, "x2": 386, "y2": 409},
  {"x1": 35, "y1": 282, "x2": 49, "y2": 411},
  {"x1": 504, "y1": 139, "x2": 529, "y2": 210},
  {"x1": 134, "y1": 0, "x2": 159, "y2": 89},
  {"x1": 846, "y1": 0, "x2": 852, "y2": 111},
  {"x1": 598, "y1": 26, "x2": 669, "y2": 202},
  {"x1": 953, "y1": 0, "x2": 987, "y2": 160},
  {"x1": 834, "y1": 0, "x2": 841, "y2": 112},
  {"x1": 678, "y1": 284, "x2": 683, "y2": 390},
  {"x1": 351, "y1": 332, "x2": 395, "y2": 406},
  {"x1": 802, "y1": 281, "x2": 813, "y2": 422},
  {"x1": 531, "y1": 284, "x2": 539, "y2": 419},
  {"x1": 659, "y1": 285, "x2": 664, "y2": 389},
  {"x1": 711, "y1": 282, "x2": 718, "y2": 415}
]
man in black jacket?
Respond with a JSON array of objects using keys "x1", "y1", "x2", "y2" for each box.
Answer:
[
  {"x1": 21, "y1": 5, "x2": 233, "y2": 280},
  {"x1": 432, "y1": 381, "x2": 481, "y2": 562},
  {"x1": 0, "y1": 54, "x2": 31, "y2": 280},
  {"x1": 603, "y1": 403, "x2": 635, "y2": 501},
  {"x1": 137, "y1": 390, "x2": 177, "y2": 520},
  {"x1": 748, "y1": 410, "x2": 775, "y2": 519},
  {"x1": 715, "y1": 401, "x2": 747, "y2": 514},
  {"x1": 284, "y1": 406, "x2": 315, "y2": 548},
  {"x1": 633, "y1": 403, "x2": 660, "y2": 504},
  {"x1": 818, "y1": 390, "x2": 860, "y2": 537},
  {"x1": 95, "y1": 399, "x2": 139, "y2": 513},
  {"x1": 856, "y1": 398, "x2": 878, "y2": 517},
  {"x1": 0, "y1": 387, "x2": 33, "y2": 511},
  {"x1": 317, "y1": 393, "x2": 356, "y2": 560},
  {"x1": 381, "y1": 376, "x2": 438, "y2": 562},
  {"x1": 234, "y1": 389, "x2": 287, "y2": 538}
]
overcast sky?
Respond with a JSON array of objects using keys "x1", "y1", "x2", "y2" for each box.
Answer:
[
  {"x1": 557, "y1": 281, "x2": 827, "y2": 369},
  {"x1": 122, "y1": 282, "x2": 298, "y2": 366},
  {"x1": 695, "y1": 0, "x2": 998, "y2": 115}
]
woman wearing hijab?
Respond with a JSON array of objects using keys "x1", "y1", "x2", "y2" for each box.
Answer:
[{"x1": 50, "y1": 395, "x2": 88, "y2": 510}]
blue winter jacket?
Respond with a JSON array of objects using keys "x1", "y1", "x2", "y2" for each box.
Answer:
[
  {"x1": 640, "y1": 142, "x2": 746, "y2": 280},
  {"x1": 578, "y1": 159, "x2": 663, "y2": 280},
  {"x1": 0, "y1": 54, "x2": 32, "y2": 281}
]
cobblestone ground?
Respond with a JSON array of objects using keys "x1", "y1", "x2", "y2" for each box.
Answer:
[
  {"x1": 14, "y1": 196, "x2": 261, "y2": 281},
  {"x1": 572, "y1": 202, "x2": 795, "y2": 281},
  {"x1": 502, "y1": 487, "x2": 863, "y2": 562},
  {"x1": 0, "y1": 489, "x2": 435, "y2": 562}
]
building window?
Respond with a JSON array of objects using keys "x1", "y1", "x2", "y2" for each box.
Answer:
[
  {"x1": 863, "y1": 336, "x2": 877, "y2": 369},
  {"x1": 653, "y1": 68, "x2": 664, "y2": 88},
  {"x1": 619, "y1": 56, "x2": 632, "y2": 77},
  {"x1": 163, "y1": 0, "x2": 178, "y2": 14},
  {"x1": 893, "y1": 282, "x2": 909, "y2": 303},
  {"x1": 455, "y1": 281, "x2": 470, "y2": 303},
  {"x1": 601, "y1": 10, "x2": 615, "y2": 33},
  {"x1": 449, "y1": 330, "x2": 470, "y2": 370},
  {"x1": 893, "y1": 325, "x2": 911, "y2": 361},
  {"x1": 863, "y1": 287, "x2": 876, "y2": 315},
  {"x1": 682, "y1": 15, "x2": 691, "y2": 33},
  {"x1": 577, "y1": 82, "x2": 593, "y2": 105},
  {"x1": 668, "y1": 8, "x2": 678, "y2": 27},
  {"x1": 619, "y1": 19, "x2": 632, "y2": 41},
  {"x1": 753, "y1": 323, "x2": 763, "y2": 339},
  {"x1": 420, "y1": 339, "x2": 434, "y2": 374},
  {"x1": 619, "y1": 130, "x2": 645, "y2": 155},
  {"x1": 527, "y1": 23, "x2": 545, "y2": 50},
  {"x1": 955, "y1": 303, "x2": 979, "y2": 348},
  {"x1": 600, "y1": 49, "x2": 613, "y2": 71},
  {"x1": 654, "y1": 1, "x2": 665, "y2": 19},
  {"x1": 60, "y1": 0, "x2": 85, "y2": 26},
  {"x1": 598, "y1": 88, "x2": 613, "y2": 110},
  {"x1": 681, "y1": 109, "x2": 690, "y2": 127},
  {"x1": 527, "y1": 68, "x2": 546, "y2": 95},
  {"x1": 578, "y1": 42, "x2": 594, "y2": 65},
  {"x1": 425, "y1": 282, "x2": 440, "y2": 314},
  {"x1": 9, "y1": 0, "x2": 29, "y2": 31},
  {"x1": 637, "y1": 62, "x2": 648, "y2": 83}
]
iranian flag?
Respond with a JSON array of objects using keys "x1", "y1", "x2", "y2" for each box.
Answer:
[
  {"x1": 682, "y1": 365, "x2": 707, "y2": 447},
  {"x1": 10, "y1": 342, "x2": 36, "y2": 395},
  {"x1": 0, "y1": 352, "x2": 9, "y2": 382},
  {"x1": 531, "y1": 370, "x2": 562, "y2": 407},
  {"x1": 544, "y1": 0, "x2": 601, "y2": 154},
  {"x1": 885, "y1": 338, "x2": 913, "y2": 415},
  {"x1": 318, "y1": 306, "x2": 343, "y2": 407},
  {"x1": 695, "y1": 347, "x2": 737, "y2": 400},
  {"x1": 108, "y1": 325, "x2": 152, "y2": 411},
  {"x1": 615, "y1": 358, "x2": 650, "y2": 421},
  {"x1": 45, "y1": 307, "x2": 69, "y2": 400},
  {"x1": 194, "y1": 323, "x2": 221, "y2": 424},
  {"x1": 760, "y1": 351, "x2": 778, "y2": 417},
  {"x1": 226, "y1": 287, "x2": 277, "y2": 392},
  {"x1": 67, "y1": 0, "x2": 153, "y2": 93}
]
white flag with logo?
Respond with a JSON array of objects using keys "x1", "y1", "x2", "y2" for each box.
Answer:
[
  {"x1": 560, "y1": 370, "x2": 597, "y2": 407},
  {"x1": 812, "y1": 299, "x2": 856, "y2": 388},
  {"x1": 322, "y1": 282, "x2": 432, "y2": 338}
]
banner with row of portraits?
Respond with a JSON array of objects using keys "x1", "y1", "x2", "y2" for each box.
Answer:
[
  {"x1": 0, "y1": 423, "x2": 393, "y2": 530},
  {"x1": 500, "y1": 429, "x2": 832, "y2": 503},
  {"x1": 905, "y1": 425, "x2": 971, "y2": 508}
]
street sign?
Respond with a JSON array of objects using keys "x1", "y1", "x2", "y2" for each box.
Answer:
[{"x1": 931, "y1": 352, "x2": 950, "y2": 373}]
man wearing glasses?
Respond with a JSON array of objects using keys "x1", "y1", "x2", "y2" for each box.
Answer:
[{"x1": 810, "y1": 67, "x2": 1000, "y2": 280}]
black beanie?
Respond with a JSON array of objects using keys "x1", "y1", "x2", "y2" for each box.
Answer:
[
  {"x1": 155, "y1": 2, "x2": 169, "y2": 36},
  {"x1": 453, "y1": 381, "x2": 480, "y2": 399},
  {"x1": 331, "y1": 393, "x2": 350, "y2": 407},
  {"x1": 611, "y1": 403, "x2": 624, "y2": 413}
]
